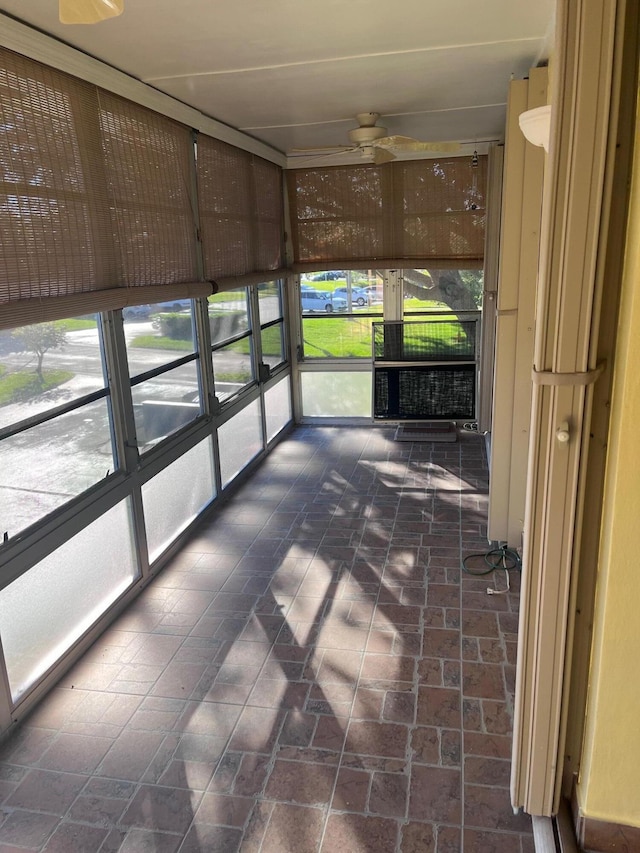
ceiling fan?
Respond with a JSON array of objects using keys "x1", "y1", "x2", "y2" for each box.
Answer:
[
  {"x1": 59, "y1": 0, "x2": 123, "y2": 24},
  {"x1": 290, "y1": 113, "x2": 461, "y2": 165}
]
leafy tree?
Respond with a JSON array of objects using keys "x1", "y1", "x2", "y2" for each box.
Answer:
[
  {"x1": 459, "y1": 270, "x2": 484, "y2": 308},
  {"x1": 14, "y1": 322, "x2": 67, "y2": 384}
]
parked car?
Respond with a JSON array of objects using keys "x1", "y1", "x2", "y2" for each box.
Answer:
[
  {"x1": 362, "y1": 285, "x2": 383, "y2": 301},
  {"x1": 301, "y1": 289, "x2": 347, "y2": 313},
  {"x1": 155, "y1": 299, "x2": 192, "y2": 312},
  {"x1": 333, "y1": 286, "x2": 370, "y2": 306},
  {"x1": 122, "y1": 304, "x2": 152, "y2": 320},
  {"x1": 310, "y1": 271, "x2": 344, "y2": 281}
]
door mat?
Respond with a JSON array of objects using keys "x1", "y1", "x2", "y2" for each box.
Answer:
[{"x1": 394, "y1": 422, "x2": 458, "y2": 442}]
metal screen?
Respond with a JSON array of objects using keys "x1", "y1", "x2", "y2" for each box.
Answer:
[{"x1": 372, "y1": 318, "x2": 478, "y2": 421}]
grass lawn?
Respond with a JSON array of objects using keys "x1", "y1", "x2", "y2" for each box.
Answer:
[
  {"x1": 300, "y1": 309, "x2": 463, "y2": 358},
  {"x1": 302, "y1": 315, "x2": 377, "y2": 357},
  {"x1": 130, "y1": 300, "x2": 467, "y2": 361},
  {"x1": 129, "y1": 335, "x2": 193, "y2": 351},
  {"x1": 56, "y1": 317, "x2": 98, "y2": 331},
  {"x1": 0, "y1": 369, "x2": 74, "y2": 405}
]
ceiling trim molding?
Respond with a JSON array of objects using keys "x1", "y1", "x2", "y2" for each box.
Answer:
[{"x1": 0, "y1": 12, "x2": 286, "y2": 166}]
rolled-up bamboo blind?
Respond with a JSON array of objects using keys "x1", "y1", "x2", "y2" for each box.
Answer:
[
  {"x1": 196, "y1": 135, "x2": 283, "y2": 280},
  {"x1": 287, "y1": 156, "x2": 487, "y2": 267},
  {"x1": 0, "y1": 47, "x2": 286, "y2": 327},
  {"x1": 0, "y1": 49, "x2": 118, "y2": 304},
  {"x1": 97, "y1": 90, "x2": 199, "y2": 287},
  {"x1": 0, "y1": 47, "x2": 199, "y2": 319}
]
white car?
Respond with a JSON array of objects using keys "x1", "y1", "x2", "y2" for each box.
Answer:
[
  {"x1": 156, "y1": 299, "x2": 192, "y2": 312},
  {"x1": 333, "y1": 286, "x2": 370, "y2": 306},
  {"x1": 122, "y1": 304, "x2": 152, "y2": 320},
  {"x1": 301, "y1": 289, "x2": 347, "y2": 313}
]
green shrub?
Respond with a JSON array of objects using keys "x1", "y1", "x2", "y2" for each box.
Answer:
[{"x1": 153, "y1": 312, "x2": 192, "y2": 340}]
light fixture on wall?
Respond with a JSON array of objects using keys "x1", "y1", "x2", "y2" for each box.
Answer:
[
  {"x1": 59, "y1": 0, "x2": 123, "y2": 24},
  {"x1": 518, "y1": 105, "x2": 552, "y2": 152}
]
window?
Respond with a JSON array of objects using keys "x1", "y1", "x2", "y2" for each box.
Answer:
[
  {"x1": 209, "y1": 288, "x2": 254, "y2": 403},
  {"x1": 300, "y1": 372, "x2": 371, "y2": 418},
  {"x1": 218, "y1": 399, "x2": 263, "y2": 487},
  {"x1": 300, "y1": 271, "x2": 383, "y2": 359},
  {"x1": 142, "y1": 437, "x2": 216, "y2": 562},
  {"x1": 264, "y1": 377, "x2": 292, "y2": 442},
  {"x1": 0, "y1": 498, "x2": 138, "y2": 701},
  {"x1": 258, "y1": 281, "x2": 286, "y2": 371},
  {"x1": 124, "y1": 301, "x2": 201, "y2": 451},
  {"x1": 402, "y1": 269, "x2": 484, "y2": 315},
  {"x1": 0, "y1": 46, "x2": 289, "y2": 721},
  {"x1": 0, "y1": 315, "x2": 114, "y2": 540}
]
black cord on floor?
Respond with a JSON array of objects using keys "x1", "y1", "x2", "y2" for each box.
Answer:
[
  {"x1": 462, "y1": 544, "x2": 521, "y2": 575},
  {"x1": 462, "y1": 544, "x2": 522, "y2": 595}
]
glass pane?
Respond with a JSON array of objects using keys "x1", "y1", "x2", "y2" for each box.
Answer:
[
  {"x1": 301, "y1": 315, "x2": 378, "y2": 358},
  {"x1": 300, "y1": 287, "x2": 345, "y2": 314},
  {"x1": 402, "y1": 269, "x2": 484, "y2": 313},
  {"x1": 142, "y1": 438, "x2": 216, "y2": 562},
  {"x1": 257, "y1": 281, "x2": 283, "y2": 325},
  {"x1": 124, "y1": 301, "x2": 196, "y2": 377},
  {"x1": 208, "y1": 288, "x2": 249, "y2": 345},
  {"x1": 354, "y1": 270, "x2": 384, "y2": 305},
  {"x1": 218, "y1": 399, "x2": 263, "y2": 487},
  {"x1": 0, "y1": 315, "x2": 105, "y2": 430},
  {"x1": 212, "y1": 342, "x2": 254, "y2": 402},
  {"x1": 131, "y1": 360, "x2": 201, "y2": 450},
  {"x1": 301, "y1": 371, "x2": 371, "y2": 417},
  {"x1": 0, "y1": 498, "x2": 138, "y2": 702},
  {"x1": 261, "y1": 322, "x2": 285, "y2": 369},
  {"x1": 0, "y1": 397, "x2": 114, "y2": 541},
  {"x1": 301, "y1": 271, "x2": 383, "y2": 312},
  {"x1": 264, "y1": 377, "x2": 292, "y2": 443}
]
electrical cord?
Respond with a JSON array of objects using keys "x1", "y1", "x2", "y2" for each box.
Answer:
[{"x1": 461, "y1": 543, "x2": 522, "y2": 596}]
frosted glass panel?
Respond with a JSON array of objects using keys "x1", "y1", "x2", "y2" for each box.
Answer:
[
  {"x1": 218, "y1": 399, "x2": 263, "y2": 487},
  {"x1": 264, "y1": 378, "x2": 291, "y2": 442},
  {"x1": 142, "y1": 438, "x2": 215, "y2": 562},
  {"x1": 301, "y1": 371, "x2": 371, "y2": 417},
  {"x1": 0, "y1": 499, "x2": 137, "y2": 702}
]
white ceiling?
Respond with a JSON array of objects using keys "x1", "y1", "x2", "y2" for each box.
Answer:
[{"x1": 0, "y1": 0, "x2": 555, "y2": 162}]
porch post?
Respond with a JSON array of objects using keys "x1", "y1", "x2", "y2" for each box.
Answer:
[{"x1": 510, "y1": 0, "x2": 622, "y2": 816}]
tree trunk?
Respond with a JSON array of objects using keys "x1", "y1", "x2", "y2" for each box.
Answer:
[
  {"x1": 35, "y1": 350, "x2": 45, "y2": 384},
  {"x1": 402, "y1": 268, "x2": 478, "y2": 311}
]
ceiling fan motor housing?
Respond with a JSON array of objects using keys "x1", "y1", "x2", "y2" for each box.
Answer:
[{"x1": 348, "y1": 125, "x2": 387, "y2": 145}]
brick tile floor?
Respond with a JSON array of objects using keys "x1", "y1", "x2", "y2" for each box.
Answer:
[{"x1": 0, "y1": 427, "x2": 533, "y2": 851}]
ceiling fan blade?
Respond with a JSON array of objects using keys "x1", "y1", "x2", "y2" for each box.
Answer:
[
  {"x1": 373, "y1": 147, "x2": 396, "y2": 165},
  {"x1": 288, "y1": 147, "x2": 360, "y2": 163},
  {"x1": 375, "y1": 135, "x2": 420, "y2": 147},
  {"x1": 59, "y1": 0, "x2": 123, "y2": 24},
  {"x1": 394, "y1": 140, "x2": 462, "y2": 153},
  {"x1": 290, "y1": 146, "x2": 353, "y2": 154},
  {"x1": 375, "y1": 136, "x2": 461, "y2": 153}
]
